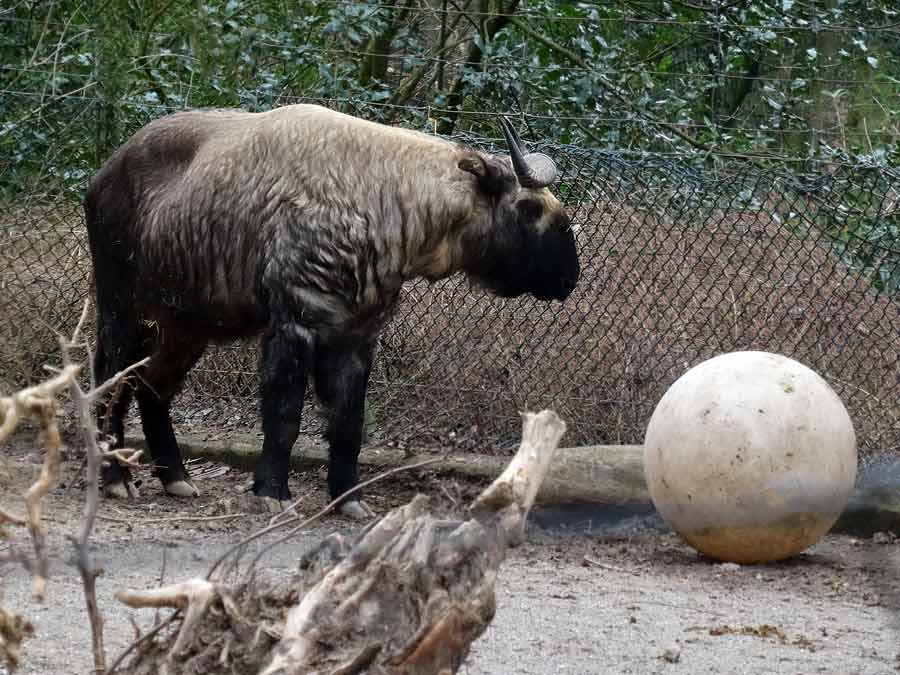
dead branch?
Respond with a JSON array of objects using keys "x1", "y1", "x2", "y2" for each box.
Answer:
[
  {"x1": 0, "y1": 363, "x2": 79, "y2": 605},
  {"x1": 21, "y1": 398, "x2": 63, "y2": 603},
  {"x1": 110, "y1": 410, "x2": 567, "y2": 675},
  {"x1": 0, "y1": 356, "x2": 80, "y2": 670},
  {"x1": 0, "y1": 298, "x2": 151, "y2": 675},
  {"x1": 0, "y1": 365, "x2": 79, "y2": 445},
  {"x1": 0, "y1": 600, "x2": 34, "y2": 673},
  {"x1": 61, "y1": 299, "x2": 149, "y2": 675},
  {"x1": 116, "y1": 579, "x2": 216, "y2": 668},
  {"x1": 107, "y1": 613, "x2": 179, "y2": 675},
  {"x1": 0, "y1": 508, "x2": 26, "y2": 530},
  {"x1": 469, "y1": 409, "x2": 567, "y2": 546}
]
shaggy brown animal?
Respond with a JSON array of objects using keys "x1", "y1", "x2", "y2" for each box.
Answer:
[{"x1": 84, "y1": 104, "x2": 579, "y2": 517}]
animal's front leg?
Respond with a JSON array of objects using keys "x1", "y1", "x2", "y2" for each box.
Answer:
[
  {"x1": 314, "y1": 339, "x2": 377, "y2": 520},
  {"x1": 253, "y1": 323, "x2": 311, "y2": 502}
]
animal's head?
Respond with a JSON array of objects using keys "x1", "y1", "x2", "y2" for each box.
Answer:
[{"x1": 457, "y1": 119, "x2": 579, "y2": 302}]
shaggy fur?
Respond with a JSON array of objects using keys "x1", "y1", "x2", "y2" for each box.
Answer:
[{"x1": 84, "y1": 104, "x2": 579, "y2": 505}]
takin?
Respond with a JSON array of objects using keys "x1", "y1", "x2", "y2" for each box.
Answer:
[{"x1": 84, "y1": 104, "x2": 580, "y2": 518}]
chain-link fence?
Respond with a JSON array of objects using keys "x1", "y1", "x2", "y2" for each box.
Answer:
[{"x1": 2, "y1": 128, "x2": 899, "y2": 457}]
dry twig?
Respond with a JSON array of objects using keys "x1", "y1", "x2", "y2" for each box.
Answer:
[
  {"x1": 0, "y1": 298, "x2": 151, "y2": 673},
  {"x1": 0, "y1": 600, "x2": 34, "y2": 672},
  {"x1": 0, "y1": 365, "x2": 80, "y2": 560},
  {"x1": 0, "y1": 342, "x2": 79, "y2": 670},
  {"x1": 60, "y1": 299, "x2": 149, "y2": 675}
]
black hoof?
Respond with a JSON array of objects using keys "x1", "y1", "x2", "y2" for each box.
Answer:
[
  {"x1": 252, "y1": 478, "x2": 292, "y2": 501},
  {"x1": 101, "y1": 460, "x2": 139, "y2": 498},
  {"x1": 101, "y1": 460, "x2": 127, "y2": 489}
]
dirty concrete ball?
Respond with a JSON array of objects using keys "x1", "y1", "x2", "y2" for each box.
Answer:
[{"x1": 643, "y1": 350, "x2": 857, "y2": 564}]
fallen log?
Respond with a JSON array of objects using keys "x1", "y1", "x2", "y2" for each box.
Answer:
[{"x1": 111, "y1": 410, "x2": 567, "y2": 675}]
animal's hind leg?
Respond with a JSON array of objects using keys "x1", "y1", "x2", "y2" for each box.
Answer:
[
  {"x1": 253, "y1": 322, "x2": 311, "y2": 502},
  {"x1": 93, "y1": 311, "x2": 145, "y2": 498},
  {"x1": 97, "y1": 380, "x2": 137, "y2": 498},
  {"x1": 313, "y1": 338, "x2": 377, "y2": 520},
  {"x1": 135, "y1": 338, "x2": 207, "y2": 497}
]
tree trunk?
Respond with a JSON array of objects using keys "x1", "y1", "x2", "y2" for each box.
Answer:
[
  {"x1": 113, "y1": 410, "x2": 567, "y2": 675},
  {"x1": 806, "y1": 0, "x2": 840, "y2": 156},
  {"x1": 359, "y1": 0, "x2": 413, "y2": 87},
  {"x1": 92, "y1": 0, "x2": 129, "y2": 164},
  {"x1": 436, "y1": 0, "x2": 521, "y2": 135}
]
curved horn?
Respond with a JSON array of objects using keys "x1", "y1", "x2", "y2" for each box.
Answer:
[
  {"x1": 501, "y1": 117, "x2": 559, "y2": 188},
  {"x1": 501, "y1": 117, "x2": 532, "y2": 180}
]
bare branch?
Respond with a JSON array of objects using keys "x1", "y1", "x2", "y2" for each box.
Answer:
[
  {"x1": 0, "y1": 352, "x2": 80, "y2": 669},
  {"x1": 115, "y1": 580, "x2": 217, "y2": 673},
  {"x1": 0, "y1": 363, "x2": 79, "y2": 603},
  {"x1": 70, "y1": 297, "x2": 92, "y2": 347},
  {"x1": 107, "y1": 613, "x2": 179, "y2": 674},
  {"x1": 62, "y1": 325, "x2": 106, "y2": 674},
  {"x1": 22, "y1": 398, "x2": 62, "y2": 601},
  {"x1": 89, "y1": 357, "x2": 150, "y2": 402},
  {"x1": 0, "y1": 365, "x2": 80, "y2": 444},
  {"x1": 0, "y1": 508, "x2": 26, "y2": 528}
]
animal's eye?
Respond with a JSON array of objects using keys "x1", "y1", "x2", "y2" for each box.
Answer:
[{"x1": 516, "y1": 199, "x2": 543, "y2": 223}]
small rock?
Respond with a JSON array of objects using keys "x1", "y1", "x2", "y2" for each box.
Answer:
[
  {"x1": 718, "y1": 562, "x2": 741, "y2": 573},
  {"x1": 660, "y1": 646, "x2": 681, "y2": 663}
]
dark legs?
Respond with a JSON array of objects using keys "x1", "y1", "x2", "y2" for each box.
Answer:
[
  {"x1": 94, "y1": 309, "x2": 144, "y2": 494},
  {"x1": 252, "y1": 324, "x2": 311, "y2": 500},
  {"x1": 96, "y1": 306, "x2": 375, "y2": 508},
  {"x1": 134, "y1": 340, "x2": 207, "y2": 491},
  {"x1": 314, "y1": 339, "x2": 376, "y2": 503},
  {"x1": 94, "y1": 310, "x2": 205, "y2": 495},
  {"x1": 252, "y1": 325, "x2": 375, "y2": 508}
]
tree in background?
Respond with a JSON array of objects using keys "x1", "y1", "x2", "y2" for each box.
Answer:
[
  {"x1": 1, "y1": 0, "x2": 898, "y2": 291},
  {"x1": 3, "y1": 1, "x2": 899, "y2": 174}
]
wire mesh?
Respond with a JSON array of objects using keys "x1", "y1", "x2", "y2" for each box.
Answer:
[{"x1": 2, "y1": 132, "x2": 898, "y2": 457}]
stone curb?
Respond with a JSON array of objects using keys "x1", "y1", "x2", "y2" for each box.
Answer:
[{"x1": 126, "y1": 433, "x2": 900, "y2": 537}]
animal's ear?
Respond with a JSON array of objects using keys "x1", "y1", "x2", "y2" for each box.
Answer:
[{"x1": 458, "y1": 152, "x2": 516, "y2": 197}]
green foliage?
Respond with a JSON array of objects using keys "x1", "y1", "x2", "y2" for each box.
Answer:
[{"x1": 1, "y1": 0, "x2": 898, "y2": 290}]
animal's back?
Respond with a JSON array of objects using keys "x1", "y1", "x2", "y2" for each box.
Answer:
[{"x1": 84, "y1": 105, "x2": 460, "y2": 340}]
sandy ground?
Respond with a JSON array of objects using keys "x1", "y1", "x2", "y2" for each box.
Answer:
[{"x1": 2, "y1": 431, "x2": 900, "y2": 675}]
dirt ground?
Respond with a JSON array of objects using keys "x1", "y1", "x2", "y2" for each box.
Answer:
[{"x1": 2, "y1": 429, "x2": 900, "y2": 675}]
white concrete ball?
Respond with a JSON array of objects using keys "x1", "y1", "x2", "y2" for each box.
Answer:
[{"x1": 643, "y1": 350, "x2": 857, "y2": 563}]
